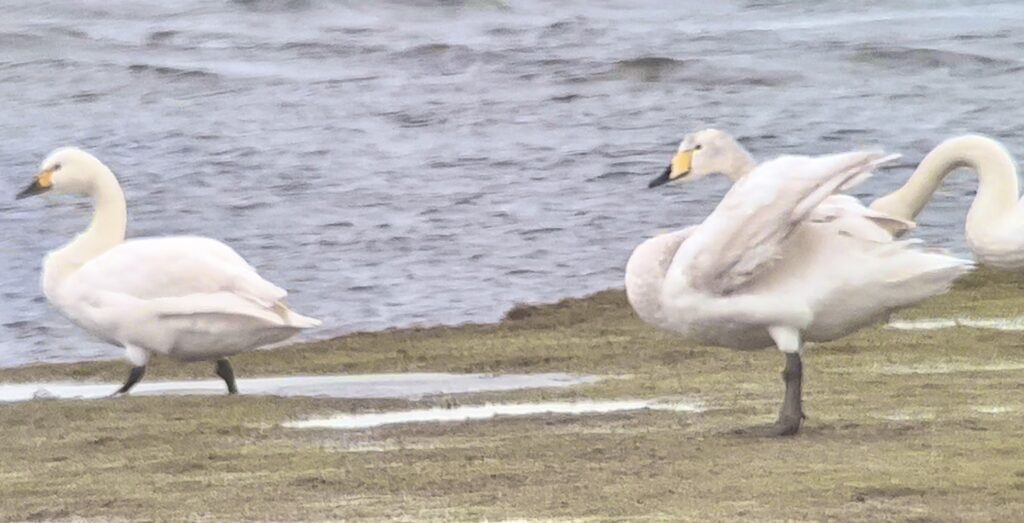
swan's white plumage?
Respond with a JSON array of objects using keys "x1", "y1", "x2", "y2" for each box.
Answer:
[
  {"x1": 624, "y1": 227, "x2": 694, "y2": 330},
  {"x1": 25, "y1": 147, "x2": 320, "y2": 366},
  {"x1": 811, "y1": 194, "x2": 915, "y2": 241},
  {"x1": 66, "y1": 237, "x2": 285, "y2": 305},
  {"x1": 677, "y1": 152, "x2": 890, "y2": 296},
  {"x1": 55, "y1": 236, "x2": 320, "y2": 362},
  {"x1": 627, "y1": 134, "x2": 972, "y2": 354}
]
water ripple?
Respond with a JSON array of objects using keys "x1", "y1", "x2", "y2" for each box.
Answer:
[{"x1": 0, "y1": 0, "x2": 1018, "y2": 366}]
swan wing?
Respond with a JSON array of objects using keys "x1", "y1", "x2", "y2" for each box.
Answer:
[
  {"x1": 681, "y1": 151, "x2": 896, "y2": 295},
  {"x1": 145, "y1": 292, "x2": 296, "y2": 325},
  {"x1": 68, "y1": 236, "x2": 298, "y2": 321},
  {"x1": 812, "y1": 195, "x2": 915, "y2": 240}
]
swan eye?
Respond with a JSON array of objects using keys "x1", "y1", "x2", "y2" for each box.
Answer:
[
  {"x1": 52, "y1": 163, "x2": 62, "y2": 171},
  {"x1": 693, "y1": 145, "x2": 703, "y2": 151}
]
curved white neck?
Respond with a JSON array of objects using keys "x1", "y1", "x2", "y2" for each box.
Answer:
[
  {"x1": 724, "y1": 142, "x2": 758, "y2": 182},
  {"x1": 869, "y1": 135, "x2": 1019, "y2": 235},
  {"x1": 45, "y1": 168, "x2": 127, "y2": 290}
]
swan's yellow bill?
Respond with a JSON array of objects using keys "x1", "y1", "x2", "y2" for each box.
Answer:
[
  {"x1": 670, "y1": 149, "x2": 693, "y2": 179},
  {"x1": 648, "y1": 149, "x2": 695, "y2": 188}
]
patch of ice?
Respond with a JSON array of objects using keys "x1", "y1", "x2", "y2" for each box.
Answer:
[
  {"x1": 972, "y1": 405, "x2": 1015, "y2": 414},
  {"x1": 871, "y1": 362, "x2": 1024, "y2": 375},
  {"x1": 886, "y1": 319, "x2": 958, "y2": 330},
  {"x1": 878, "y1": 411, "x2": 935, "y2": 421},
  {"x1": 284, "y1": 399, "x2": 706, "y2": 430},
  {"x1": 887, "y1": 317, "x2": 1024, "y2": 331},
  {"x1": 0, "y1": 373, "x2": 600, "y2": 403}
]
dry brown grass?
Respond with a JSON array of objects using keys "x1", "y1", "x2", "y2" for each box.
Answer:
[{"x1": 2, "y1": 269, "x2": 1024, "y2": 521}]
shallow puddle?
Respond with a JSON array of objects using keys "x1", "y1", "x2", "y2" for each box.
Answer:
[
  {"x1": 887, "y1": 317, "x2": 1024, "y2": 331},
  {"x1": 0, "y1": 372, "x2": 600, "y2": 403},
  {"x1": 284, "y1": 398, "x2": 706, "y2": 430}
]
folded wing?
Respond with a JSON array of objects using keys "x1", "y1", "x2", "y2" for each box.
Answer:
[{"x1": 68, "y1": 236, "x2": 317, "y2": 327}]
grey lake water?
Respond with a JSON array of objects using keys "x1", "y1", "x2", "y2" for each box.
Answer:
[{"x1": 1, "y1": 0, "x2": 1022, "y2": 366}]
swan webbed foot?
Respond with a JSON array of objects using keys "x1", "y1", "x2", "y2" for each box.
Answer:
[
  {"x1": 215, "y1": 359, "x2": 238, "y2": 395},
  {"x1": 112, "y1": 365, "x2": 146, "y2": 396}
]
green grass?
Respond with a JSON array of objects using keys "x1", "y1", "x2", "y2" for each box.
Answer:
[{"x1": 1, "y1": 269, "x2": 1024, "y2": 521}]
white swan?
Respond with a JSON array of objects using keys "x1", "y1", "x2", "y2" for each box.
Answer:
[
  {"x1": 869, "y1": 134, "x2": 1024, "y2": 269},
  {"x1": 16, "y1": 147, "x2": 321, "y2": 395},
  {"x1": 627, "y1": 129, "x2": 972, "y2": 435}
]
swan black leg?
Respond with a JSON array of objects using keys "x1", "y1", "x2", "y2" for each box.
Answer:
[
  {"x1": 770, "y1": 352, "x2": 804, "y2": 436},
  {"x1": 215, "y1": 359, "x2": 238, "y2": 394},
  {"x1": 114, "y1": 366, "x2": 146, "y2": 395}
]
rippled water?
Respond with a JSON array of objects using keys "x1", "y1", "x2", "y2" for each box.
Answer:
[{"x1": 1, "y1": 0, "x2": 1022, "y2": 366}]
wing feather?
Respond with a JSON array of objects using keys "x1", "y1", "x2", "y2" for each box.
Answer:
[
  {"x1": 70, "y1": 236, "x2": 289, "y2": 313},
  {"x1": 681, "y1": 151, "x2": 897, "y2": 294}
]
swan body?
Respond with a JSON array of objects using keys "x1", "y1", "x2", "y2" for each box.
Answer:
[
  {"x1": 630, "y1": 129, "x2": 972, "y2": 434},
  {"x1": 624, "y1": 227, "x2": 694, "y2": 331},
  {"x1": 869, "y1": 134, "x2": 1024, "y2": 269},
  {"x1": 17, "y1": 147, "x2": 320, "y2": 394}
]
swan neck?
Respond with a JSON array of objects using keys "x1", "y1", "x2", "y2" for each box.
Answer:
[
  {"x1": 874, "y1": 136, "x2": 1018, "y2": 229},
  {"x1": 725, "y1": 143, "x2": 757, "y2": 182},
  {"x1": 47, "y1": 168, "x2": 127, "y2": 283},
  {"x1": 965, "y1": 148, "x2": 1019, "y2": 233}
]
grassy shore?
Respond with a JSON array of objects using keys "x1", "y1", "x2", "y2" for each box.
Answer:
[{"x1": 2, "y1": 270, "x2": 1024, "y2": 521}]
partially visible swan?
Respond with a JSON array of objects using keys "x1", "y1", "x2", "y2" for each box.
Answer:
[
  {"x1": 16, "y1": 147, "x2": 321, "y2": 395},
  {"x1": 628, "y1": 129, "x2": 972, "y2": 435},
  {"x1": 870, "y1": 134, "x2": 1024, "y2": 269}
]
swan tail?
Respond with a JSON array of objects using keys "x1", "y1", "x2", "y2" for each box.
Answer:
[
  {"x1": 272, "y1": 302, "x2": 322, "y2": 329},
  {"x1": 229, "y1": 273, "x2": 288, "y2": 308},
  {"x1": 154, "y1": 293, "x2": 321, "y2": 329},
  {"x1": 876, "y1": 246, "x2": 974, "y2": 307}
]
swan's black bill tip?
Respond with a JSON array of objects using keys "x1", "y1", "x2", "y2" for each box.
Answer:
[
  {"x1": 15, "y1": 180, "x2": 49, "y2": 200},
  {"x1": 648, "y1": 165, "x2": 673, "y2": 188}
]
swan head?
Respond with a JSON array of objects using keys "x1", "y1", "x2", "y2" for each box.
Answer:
[
  {"x1": 16, "y1": 147, "x2": 110, "y2": 199},
  {"x1": 648, "y1": 128, "x2": 747, "y2": 188}
]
